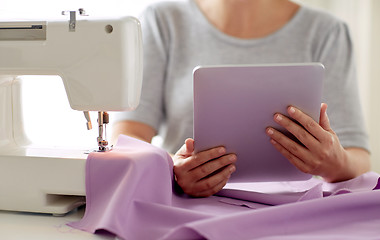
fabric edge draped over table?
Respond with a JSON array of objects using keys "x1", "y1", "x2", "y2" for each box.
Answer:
[{"x1": 69, "y1": 135, "x2": 380, "y2": 240}]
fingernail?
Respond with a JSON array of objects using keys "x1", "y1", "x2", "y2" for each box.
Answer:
[
  {"x1": 275, "y1": 114, "x2": 282, "y2": 122},
  {"x1": 229, "y1": 165, "x2": 236, "y2": 173},
  {"x1": 289, "y1": 107, "x2": 296, "y2": 114},
  {"x1": 267, "y1": 128, "x2": 274, "y2": 135},
  {"x1": 229, "y1": 155, "x2": 237, "y2": 162}
]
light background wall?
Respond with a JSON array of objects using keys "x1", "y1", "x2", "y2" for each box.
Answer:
[{"x1": 1, "y1": 0, "x2": 379, "y2": 172}]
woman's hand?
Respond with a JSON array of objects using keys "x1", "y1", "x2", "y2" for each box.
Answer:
[
  {"x1": 173, "y1": 138, "x2": 237, "y2": 197},
  {"x1": 266, "y1": 103, "x2": 359, "y2": 182}
]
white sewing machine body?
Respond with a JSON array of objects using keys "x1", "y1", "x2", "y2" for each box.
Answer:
[{"x1": 0, "y1": 14, "x2": 143, "y2": 214}]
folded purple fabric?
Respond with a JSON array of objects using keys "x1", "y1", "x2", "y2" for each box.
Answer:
[
  {"x1": 218, "y1": 171, "x2": 380, "y2": 205},
  {"x1": 69, "y1": 135, "x2": 380, "y2": 240}
]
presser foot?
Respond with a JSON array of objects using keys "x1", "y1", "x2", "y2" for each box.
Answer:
[
  {"x1": 97, "y1": 139, "x2": 109, "y2": 152},
  {"x1": 84, "y1": 145, "x2": 113, "y2": 154},
  {"x1": 83, "y1": 111, "x2": 112, "y2": 153},
  {"x1": 98, "y1": 146, "x2": 109, "y2": 152}
]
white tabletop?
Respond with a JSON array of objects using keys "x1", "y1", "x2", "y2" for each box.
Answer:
[{"x1": 0, "y1": 207, "x2": 115, "y2": 240}]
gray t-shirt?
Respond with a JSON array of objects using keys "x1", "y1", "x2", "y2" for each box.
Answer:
[{"x1": 115, "y1": 0, "x2": 369, "y2": 154}]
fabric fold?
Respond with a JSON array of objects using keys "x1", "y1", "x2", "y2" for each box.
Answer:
[
  {"x1": 166, "y1": 190, "x2": 380, "y2": 240},
  {"x1": 68, "y1": 135, "x2": 174, "y2": 238},
  {"x1": 69, "y1": 135, "x2": 380, "y2": 240}
]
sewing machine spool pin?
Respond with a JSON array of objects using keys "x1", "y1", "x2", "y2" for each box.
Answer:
[{"x1": 61, "y1": 8, "x2": 88, "y2": 32}]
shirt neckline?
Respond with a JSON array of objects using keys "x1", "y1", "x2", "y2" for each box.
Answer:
[{"x1": 188, "y1": 0, "x2": 305, "y2": 46}]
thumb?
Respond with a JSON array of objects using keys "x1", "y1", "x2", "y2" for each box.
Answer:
[
  {"x1": 175, "y1": 138, "x2": 195, "y2": 156},
  {"x1": 185, "y1": 138, "x2": 195, "y2": 154},
  {"x1": 319, "y1": 103, "x2": 331, "y2": 131}
]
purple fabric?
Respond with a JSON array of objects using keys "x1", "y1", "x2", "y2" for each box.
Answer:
[{"x1": 69, "y1": 135, "x2": 380, "y2": 240}]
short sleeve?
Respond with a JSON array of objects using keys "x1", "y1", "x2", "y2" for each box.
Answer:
[{"x1": 314, "y1": 21, "x2": 369, "y2": 151}]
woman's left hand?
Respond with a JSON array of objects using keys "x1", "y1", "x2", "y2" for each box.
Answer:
[{"x1": 266, "y1": 103, "x2": 348, "y2": 182}]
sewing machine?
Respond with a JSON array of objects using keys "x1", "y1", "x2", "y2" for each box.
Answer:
[{"x1": 0, "y1": 10, "x2": 143, "y2": 215}]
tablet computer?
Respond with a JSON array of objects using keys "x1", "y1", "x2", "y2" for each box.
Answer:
[{"x1": 193, "y1": 63, "x2": 324, "y2": 182}]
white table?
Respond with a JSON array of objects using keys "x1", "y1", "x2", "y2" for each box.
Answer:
[{"x1": 0, "y1": 207, "x2": 115, "y2": 240}]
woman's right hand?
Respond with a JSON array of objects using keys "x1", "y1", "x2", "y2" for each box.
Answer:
[{"x1": 172, "y1": 138, "x2": 237, "y2": 197}]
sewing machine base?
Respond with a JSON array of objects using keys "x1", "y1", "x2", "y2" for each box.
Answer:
[{"x1": 0, "y1": 147, "x2": 87, "y2": 215}]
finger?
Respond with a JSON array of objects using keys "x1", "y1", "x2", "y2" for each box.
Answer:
[
  {"x1": 190, "y1": 154, "x2": 237, "y2": 181},
  {"x1": 174, "y1": 143, "x2": 186, "y2": 156},
  {"x1": 286, "y1": 106, "x2": 326, "y2": 142},
  {"x1": 174, "y1": 142, "x2": 189, "y2": 157},
  {"x1": 267, "y1": 127, "x2": 310, "y2": 165},
  {"x1": 175, "y1": 138, "x2": 194, "y2": 156},
  {"x1": 269, "y1": 138, "x2": 313, "y2": 174},
  {"x1": 192, "y1": 164, "x2": 236, "y2": 197},
  {"x1": 273, "y1": 113, "x2": 319, "y2": 151},
  {"x1": 319, "y1": 103, "x2": 332, "y2": 131},
  {"x1": 185, "y1": 138, "x2": 195, "y2": 153},
  {"x1": 193, "y1": 178, "x2": 229, "y2": 197},
  {"x1": 180, "y1": 146, "x2": 227, "y2": 172}
]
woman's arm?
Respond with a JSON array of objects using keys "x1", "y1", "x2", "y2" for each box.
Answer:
[
  {"x1": 339, "y1": 147, "x2": 371, "y2": 182},
  {"x1": 111, "y1": 120, "x2": 156, "y2": 144}
]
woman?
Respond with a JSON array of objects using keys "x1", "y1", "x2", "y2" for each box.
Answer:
[{"x1": 112, "y1": 0, "x2": 370, "y2": 197}]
